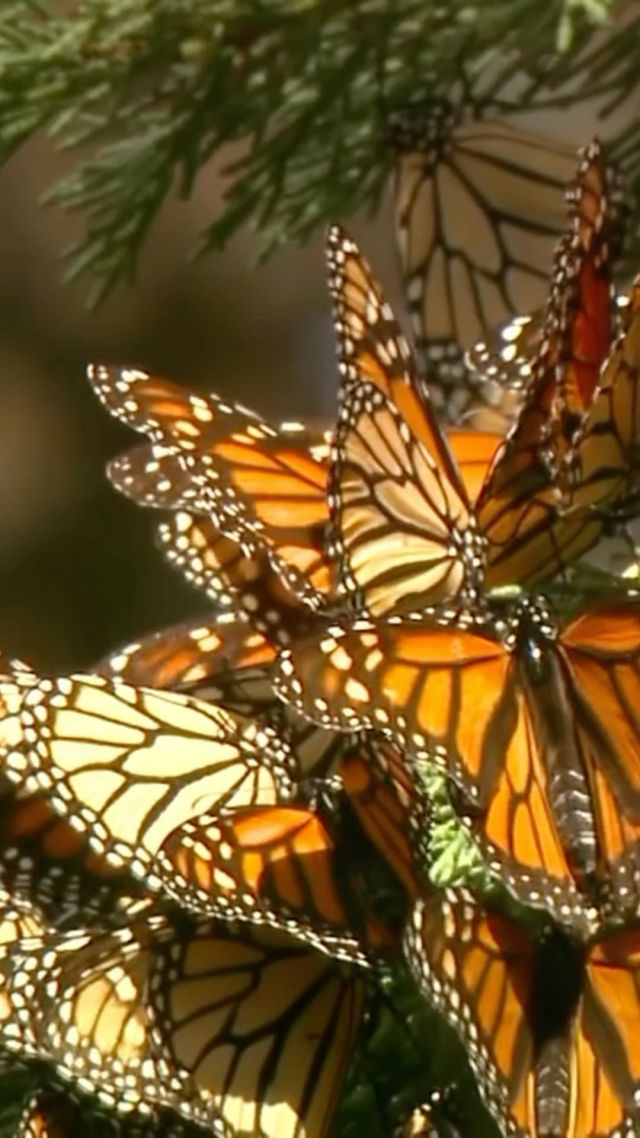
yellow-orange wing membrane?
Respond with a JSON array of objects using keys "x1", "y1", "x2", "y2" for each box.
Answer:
[
  {"x1": 89, "y1": 365, "x2": 332, "y2": 608},
  {"x1": 405, "y1": 892, "x2": 640, "y2": 1138},
  {"x1": 9, "y1": 910, "x2": 366, "y2": 1138},
  {"x1": 326, "y1": 225, "x2": 480, "y2": 615},
  {"x1": 477, "y1": 139, "x2": 626, "y2": 588},
  {"x1": 277, "y1": 616, "x2": 590, "y2": 930},
  {"x1": 0, "y1": 672, "x2": 294, "y2": 897}
]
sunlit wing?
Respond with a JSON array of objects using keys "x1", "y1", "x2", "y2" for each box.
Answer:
[
  {"x1": 477, "y1": 140, "x2": 624, "y2": 588},
  {"x1": 98, "y1": 381, "x2": 500, "y2": 625},
  {"x1": 21, "y1": 911, "x2": 365, "y2": 1138},
  {"x1": 97, "y1": 613, "x2": 346, "y2": 784},
  {"x1": 0, "y1": 661, "x2": 142, "y2": 925},
  {"x1": 152, "y1": 432, "x2": 499, "y2": 615},
  {"x1": 326, "y1": 225, "x2": 481, "y2": 614},
  {"x1": 0, "y1": 673, "x2": 294, "y2": 894},
  {"x1": 89, "y1": 365, "x2": 332, "y2": 608},
  {"x1": 158, "y1": 800, "x2": 398, "y2": 963}
]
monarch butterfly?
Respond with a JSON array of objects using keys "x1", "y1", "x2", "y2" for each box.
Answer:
[
  {"x1": 88, "y1": 368, "x2": 503, "y2": 620},
  {"x1": 278, "y1": 594, "x2": 640, "y2": 928},
  {"x1": 404, "y1": 890, "x2": 640, "y2": 1138},
  {"x1": 3, "y1": 910, "x2": 366, "y2": 1138},
  {"x1": 117, "y1": 433, "x2": 501, "y2": 628},
  {"x1": 328, "y1": 144, "x2": 635, "y2": 615},
  {"x1": 0, "y1": 671, "x2": 295, "y2": 899},
  {"x1": 97, "y1": 607, "x2": 431, "y2": 897},
  {"x1": 392, "y1": 109, "x2": 588, "y2": 415}
]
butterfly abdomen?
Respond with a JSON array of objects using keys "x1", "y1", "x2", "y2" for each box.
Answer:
[
  {"x1": 519, "y1": 629, "x2": 598, "y2": 889},
  {"x1": 530, "y1": 928, "x2": 584, "y2": 1136}
]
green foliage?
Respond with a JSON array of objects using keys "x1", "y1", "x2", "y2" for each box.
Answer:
[
  {"x1": 0, "y1": 0, "x2": 631, "y2": 301},
  {"x1": 337, "y1": 963, "x2": 499, "y2": 1138}
]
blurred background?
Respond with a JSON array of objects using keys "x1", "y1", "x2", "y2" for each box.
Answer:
[
  {"x1": 0, "y1": 80, "x2": 636, "y2": 672},
  {"x1": 0, "y1": 132, "x2": 406, "y2": 672}
]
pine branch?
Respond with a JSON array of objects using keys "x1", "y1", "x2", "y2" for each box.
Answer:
[{"x1": 0, "y1": 0, "x2": 628, "y2": 301}]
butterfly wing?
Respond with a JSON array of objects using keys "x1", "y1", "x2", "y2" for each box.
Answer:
[
  {"x1": 97, "y1": 614, "x2": 346, "y2": 783},
  {"x1": 404, "y1": 894, "x2": 536, "y2": 1138},
  {"x1": 27, "y1": 910, "x2": 365, "y2": 1138},
  {"x1": 155, "y1": 432, "x2": 497, "y2": 620},
  {"x1": 0, "y1": 661, "x2": 141, "y2": 925},
  {"x1": 148, "y1": 918, "x2": 366, "y2": 1138},
  {"x1": 277, "y1": 619, "x2": 588, "y2": 928},
  {"x1": 0, "y1": 788, "x2": 143, "y2": 927},
  {"x1": 0, "y1": 673, "x2": 294, "y2": 892},
  {"x1": 89, "y1": 366, "x2": 332, "y2": 608},
  {"x1": 478, "y1": 140, "x2": 622, "y2": 588},
  {"x1": 465, "y1": 312, "x2": 542, "y2": 401},
  {"x1": 578, "y1": 925, "x2": 640, "y2": 1137},
  {"x1": 557, "y1": 603, "x2": 640, "y2": 912},
  {"x1": 96, "y1": 613, "x2": 275, "y2": 691},
  {"x1": 158, "y1": 798, "x2": 400, "y2": 962},
  {"x1": 157, "y1": 739, "x2": 424, "y2": 955},
  {"x1": 393, "y1": 116, "x2": 576, "y2": 412},
  {"x1": 338, "y1": 738, "x2": 426, "y2": 900},
  {"x1": 568, "y1": 276, "x2": 640, "y2": 518},
  {"x1": 446, "y1": 430, "x2": 502, "y2": 503},
  {"x1": 326, "y1": 226, "x2": 477, "y2": 614},
  {"x1": 156, "y1": 512, "x2": 314, "y2": 635}
]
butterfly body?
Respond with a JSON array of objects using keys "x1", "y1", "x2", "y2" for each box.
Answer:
[
  {"x1": 279, "y1": 592, "x2": 640, "y2": 925},
  {"x1": 405, "y1": 892, "x2": 640, "y2": 1138}
]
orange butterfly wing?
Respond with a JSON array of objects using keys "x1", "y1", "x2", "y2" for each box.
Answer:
[
  {"x1": 89, "y1": 365, "x2": 332, "y2": 607},
  {"x1": 404, "y1": 895, "x2": 537, "y2": 1138},
  {"x1": 326, "y1": 226, "x2": 478, "y2": 614},
  {"x1": 447, "y1": 429, "x2": 502, "y2": 503},
  {"x1": 478, "y1": 140, "x2": 623, "y2": 587},
  {"x1": 568, "y1": 276, "x2": 640, "y2": 517},
  {"x1": 158, "y1": 802, "x2": 396, "y2": 962},
  {"x1": 278, "y1": 619, "x2": 588, "y2": 928},
  {"x1": 339, "y1": 738, "x2": 426, "y2": 900},
  {"x1": 111, "y1": 423, "x2": 496, "y2": 622},
  {"x1": 556, "y1": 604, "x2": 640, "y2": 910},
  {"x1": 97, "y1": 612, "x2": 276, "y2": 691},
  {"x1": 577, "y1": 925, "x2": 640, "y2": 1138}
]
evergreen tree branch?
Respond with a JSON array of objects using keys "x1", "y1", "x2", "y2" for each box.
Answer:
[{"x1": 0, "y1": 0, "x2": 628, "y2": 300}]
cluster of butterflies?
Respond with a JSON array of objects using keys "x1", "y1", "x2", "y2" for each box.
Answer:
[{"x1": 2, "y1": 114, "x2": 640, "y2": 1138}]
